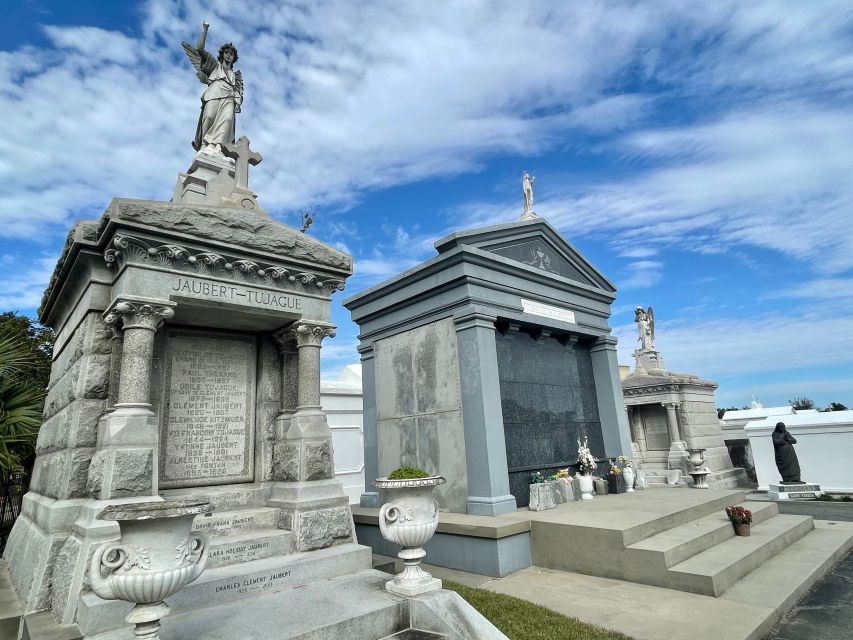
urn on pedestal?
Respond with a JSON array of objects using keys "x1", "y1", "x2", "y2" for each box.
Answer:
[
  {"x1": 89, "y1": 498, "x2": 213, "y2": 639},
  {"x1": 375, "y1": 469, "x2": 446, "y2": 597}
]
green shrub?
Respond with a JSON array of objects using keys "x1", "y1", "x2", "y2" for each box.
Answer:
[{"x1": 387, "y1": 466, "x2": 430, "y2": 480}]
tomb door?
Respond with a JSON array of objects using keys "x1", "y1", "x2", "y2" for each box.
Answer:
[
  {"x1": 641, "y1": 404, "x2": 671, "y2": 450},
  {"x1": 155, "y1": 328, "x2": 257, "y2": 488},
  {"x1": 495, "y1": 329, "x2": 603, "y2": 507}
]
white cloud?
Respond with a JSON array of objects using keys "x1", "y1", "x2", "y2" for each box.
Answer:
[{"x1": 0, "y1": 257, "x2": 57, "y2": 313}]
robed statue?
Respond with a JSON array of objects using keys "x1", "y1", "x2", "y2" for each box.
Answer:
[
  {"x1": 634, "y1": 306, "x2": 655, "y2": 350},
  {"x1": 182, "y1": 22, "x2": 244, "y2": 155},
  {"x1": 522, "y1": 172, "x2": 535, "y2": 214},
  {"x1": 772, "y1": 422, "x2": 802, "y2": 483}
]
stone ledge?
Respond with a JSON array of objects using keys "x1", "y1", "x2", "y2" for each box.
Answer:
[{"x1": 352, "y1": 506, "x2": 531, "y2": 539}]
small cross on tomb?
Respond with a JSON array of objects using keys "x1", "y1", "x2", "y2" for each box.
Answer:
[{"x1": 223, "y1": 136, "x2": 263, "y2": 190}]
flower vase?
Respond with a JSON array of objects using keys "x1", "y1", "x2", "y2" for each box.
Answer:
[
  {"x1": 733, "y1": 522, "x2": 751, "y2": 537},
  {"x1": 89, "y1": 499, "x2": 213, "y2": 640},
  {"x1": 578, "y1": 474, "x2": 594, "y2": 500},
  {"x1": 623, "y1": 467, "x2": 635, "y2": 492},
  {"x1": 375, "y1": 475, "x2": 446, "y2": 596}
]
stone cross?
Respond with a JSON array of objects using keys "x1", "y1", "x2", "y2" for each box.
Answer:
[{"x1": 223, "y1": 136, "x2": 262, "y2": 190}]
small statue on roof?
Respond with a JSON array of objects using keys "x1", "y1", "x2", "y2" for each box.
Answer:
[{"x1": 635, "y1": 306, "x2": 655, "y2": 350}]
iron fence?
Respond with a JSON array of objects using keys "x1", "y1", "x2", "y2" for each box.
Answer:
[{"x1": 0, "y1": 472, "x2": 27, "y2": 554}]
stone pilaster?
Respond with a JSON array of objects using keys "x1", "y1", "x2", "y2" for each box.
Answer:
[
  {"x1": 453, "y1": 312, "x2": 517, "y2": 516},
  {"x1": 664, "y1": 401, "x2": 690, "y2": 474},
  {"x1": 629, "y1": 407, "x2": 647, "y2": 452},
  {"x1": 87, "y1": 298, "x2": 175, "y2": 499},
  {"x1": 358, "y1": 344, "x2": 380, "y2": 507},
  {"x1": 664, "y1": 402, "x2": 682, "y2": 443},
  {"x1": 590, "y1": 335, "x2": 633, "y2": 458},
  {"x1": 268, "y1": 320, "x2": 352, "y2": 552}
]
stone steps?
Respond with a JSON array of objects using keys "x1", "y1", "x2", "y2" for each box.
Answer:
[
  {"x1": 207, "y1": 529, "x2": 294, "y2": 568},
  {"x1": 627, "y1": 501, "x2": 778, "y2": 569},
  {"x1": 667, "y1": 513, "x2": 815, "y2": 596},
  {"x1": 77, "y1": 542, "x2": 372, "y2": 637},
  {"x1": 620, "y1": 490, "x2": 750, "y2": 545}
]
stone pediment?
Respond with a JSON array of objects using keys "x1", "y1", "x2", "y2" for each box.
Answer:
[{"x1": 434, "y1": 218, "x2": 615, "y2": 292}]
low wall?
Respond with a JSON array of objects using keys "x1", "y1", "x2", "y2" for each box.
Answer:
[{"x1": 745, "y1": 412, "x2": 853, "y2": 492}]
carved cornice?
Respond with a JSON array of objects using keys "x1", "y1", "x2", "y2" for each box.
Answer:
[
  {"x1": 104, "y1": 300, "x2": 175, "y2": 332},
  {"x1": 293, "y1": 322, "x2": 336, "y2": 347},
  {"x1": 104, "y1": 234, "x2": 346, "y2": 297},
  {"x1": 622, "y1": 384, "x2": 681, "y2": 396}
]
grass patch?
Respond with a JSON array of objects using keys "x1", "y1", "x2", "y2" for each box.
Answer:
[{"x1": 444, "y1": 580, "x2": 635, "y2": 640}]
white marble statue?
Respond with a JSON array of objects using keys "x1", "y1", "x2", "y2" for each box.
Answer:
[
  {"x1": 182, "y1": 22, "x2": 244, "y2": 155},
  {"x1": 522, "y1": 172, "x2": 535, "y2": 213},
  {"x1": 635, "y1": 306, "x2": 655, "y2": 350}
]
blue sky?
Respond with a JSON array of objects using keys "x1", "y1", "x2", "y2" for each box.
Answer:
[{"x1": 1, "y1": 1, "x2": 852, "y2": 409}]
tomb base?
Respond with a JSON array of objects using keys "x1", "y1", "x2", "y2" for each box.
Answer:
[{"x1": 768, "y1": 482, "x2": 823, "y2": 500}]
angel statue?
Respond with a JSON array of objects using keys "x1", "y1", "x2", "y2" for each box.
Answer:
[
  {"x1": 634, "y1": 306, "x2": 655, "y2": 350},
  {"x1": 182, "y1": 22, "x2": 244, "y2": 155}
]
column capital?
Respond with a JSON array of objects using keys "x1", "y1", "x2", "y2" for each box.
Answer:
[
  {"x1": 293, "y1": 321, "x2": 336, "y2": 347},
  {"x1": 662, "y1": 401, "x2": 681, "y2": 409},
  {"x1": 271, "y1": 326, "x2": 298, "y2": 353},
  {"x1": 591, "y1": 335, "x2": 619, "y2": 351},
  {"x1": 104, "y1": 298, "x2": 175, "y2": 332},
  {"x1": 453, "y1": 312, "x2": 497, "y2": 332}
]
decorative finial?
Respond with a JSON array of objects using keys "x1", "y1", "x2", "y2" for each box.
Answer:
[{"x1": 520, "y1": 171, "x2": 538, "y2": 221}]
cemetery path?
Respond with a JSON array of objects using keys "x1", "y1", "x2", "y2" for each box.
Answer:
[{"x1": 765, "y1": 549, "x2": 852, "y2": 640}]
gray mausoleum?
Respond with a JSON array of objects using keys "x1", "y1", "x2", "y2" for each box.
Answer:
[{"x1": 345, "y1": 217, "x2": 632, "y2": 514}]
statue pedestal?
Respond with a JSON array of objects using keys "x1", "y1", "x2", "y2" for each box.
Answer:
[
  {"x1": 768, "y1": 482, "x2": 823, "y2": 500},
  {"x1": 633, "y1": 348, "x2": 666, "y2": 375}
]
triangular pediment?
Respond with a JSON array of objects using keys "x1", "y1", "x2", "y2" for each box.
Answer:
[{"x1": 434, "y1": 218, "x2": 615, "y2": 293}]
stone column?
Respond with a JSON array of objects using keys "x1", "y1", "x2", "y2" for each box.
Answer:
[
  {"x1": 268, "y1": 320, "x2": 353, "y2": 552},
  {"x1": 270, "y1": 328, "x2": 299, "y2": 481},
  {"x1": 453, "y1": 312, "x2": 516, "y2": 516},
  {"x1": 272, "y1": 321, "x2": 337, "y2": 483},
  {"x1": 106, "y1": 324, "x2": 123, "y2": 410},
  {"x1": 358, "y1": 344, "x2": 380, "y2": 507},
  {"x1": 663, "y1": 402, "x2": 682, "y2": 443},
  {"x1": 590, "y1": 335, "x2": 633, "y2": 457},
  {"x1": 629, "y1": 407, "x2": 648, "y2": 452},
  {"x1": 89, "y1": 298, "x2": 175, "y2": 499}
]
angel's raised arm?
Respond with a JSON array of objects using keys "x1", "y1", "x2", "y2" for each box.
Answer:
[{"x1": 196, "y1": 21, "x2": 209, "y2": 54}]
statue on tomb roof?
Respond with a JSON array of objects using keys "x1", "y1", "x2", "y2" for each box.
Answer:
[
  {"x1": 522, "y1": 172, "x2": 535, "y2": 213},
  {"x1": 635, "y1": 306, "x2": 655, "y2": 351},
  {"x1": 182, "y1": 22, "x2": 244, "y2": 156}
]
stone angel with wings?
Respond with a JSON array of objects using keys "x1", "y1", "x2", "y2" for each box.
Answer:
[
  {"x1": 635, "y1": 306, "x2": 655, "y2": 350},
  {"x1": 182, "y1": 22, "x2": 244, "y2": 155}
]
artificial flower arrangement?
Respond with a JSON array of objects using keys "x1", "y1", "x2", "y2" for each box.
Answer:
[
  {"x1": 725, "y1": 506, "x2": 753, "y2": 525},
  {"x1": 529, "y1": 471, "x2": 546, "y2": 485},
  {"x1": 617, "y1": 455, "x2": 633, "y2": 469},
  {"x1": 554, "y1": 468, "x2": 572, "y2": 483},
  {"x1": 609, "y1": 463, "x2": 622, "y2": 475},
  {"x1": 577, "y1": 437, "x2": 597, "y2": 476}
]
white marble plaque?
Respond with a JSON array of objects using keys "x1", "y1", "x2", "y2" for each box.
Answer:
[
  {"x1": 521, "y1": 299, "x2": 576, "y2": 324},
  {"x1": 160, "y1": 331, "x2": 256, "y2": 488}
]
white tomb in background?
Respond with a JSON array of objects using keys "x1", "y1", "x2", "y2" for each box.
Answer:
[
  {"x1": 321, "y1": 364, "x2": 365, "y2": 504},
  {"x1": 744, "y1": 410, "x2": 853, "y2": 493}
]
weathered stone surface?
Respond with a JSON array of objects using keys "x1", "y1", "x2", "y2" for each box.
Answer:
[
  {"x1": 86, "y1": 450, "x2": 106, "y2": 496},
  {"x1": 272, "y1": 443, "x2": 299, "y2": 482},
  {"x1": 39, "y1": 220, "x2": 99, "y2": 318},
  {"x1": 36, "y1": 399, "x2": 104, "y2": 454},
  {"x1": 63, "y1": 447, "x2": 95, "y2": 498},
  {"x1": 294, "y1": 506, "x2": 352, "y2": 551},
  {"x1": 305, "y1": 440, "x2": 332, "y2": 481},
  {"x1": 112, "y1": 448, "x2": 154, "y2": 497},
  {"x1": 78, "y1": 354, "x2": 111, "y2": 399},
  {"x1": 40, "y1": 452, "x2": 67, "y2": 499},
  {"x1": 108, "y1": 199, "x2": 352, "y2": 272},
  {"x1": 49, "y1": 536, "x2": 82, "y2": 623}
]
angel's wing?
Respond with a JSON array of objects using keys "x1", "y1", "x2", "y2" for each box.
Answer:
[
  {"x1": 234, "y1": 70, "x2": 244, "y2": 113},
  {"x1": 181, "y1": 42, "x2": 208, "y2": 82},
  {"x1": 647, "y1": 307, "x2": 655, "y2": 340}
]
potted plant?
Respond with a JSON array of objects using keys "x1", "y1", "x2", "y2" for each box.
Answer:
[
  {"x1": 577, "y1": 437, "x2": 597, "y2": 500},
  {"x1": 528, "y1": 471, "x2": 556, "y2": 511},
  {"x1": 618, "y1": 455, "x2": 635, "y2": 493},
  {"x1": 725, "y1": 505, "x2": 753, "y2": 537},
  {"x1": 375, "y1": 466, "x2": 446, "y2": 596},
  {"x1": 607, "y1": 460, "x2": 626, "y2": 494}
]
